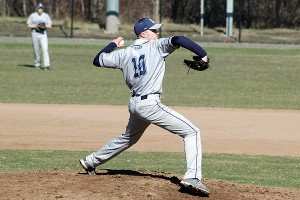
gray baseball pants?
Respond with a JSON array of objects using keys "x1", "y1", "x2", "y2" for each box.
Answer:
[{"x1": 85, "y1": 94, "x2": 202, "y2": 179}]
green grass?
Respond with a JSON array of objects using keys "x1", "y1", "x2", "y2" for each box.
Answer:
[
  {"x1": 0, "y1": 42, "x2": 129, "y2": 105},
  {"x1": 1, "y1": 150, "x2": 299, "y2": 189},
  {"x1": 164, "y1": 47, "x2": 300, "y2": 109},
  {"x1": 0, "y1": 42, "x2": 299, "y2": 109}
]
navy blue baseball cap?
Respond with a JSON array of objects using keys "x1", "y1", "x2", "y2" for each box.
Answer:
[
  {"x1": 134, "y1": 18, "x2": 162, "y2": 36},
  {"x1": 37, "y1": 3, "x2": 44, "y2": 9}
]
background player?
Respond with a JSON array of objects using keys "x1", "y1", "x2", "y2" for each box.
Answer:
[
  {"x1": 27, "y1": 2, "x2": 52, "y2": 70},
  {"x1": 79, "y1": 18, "x2": 211, "y2": 195}
]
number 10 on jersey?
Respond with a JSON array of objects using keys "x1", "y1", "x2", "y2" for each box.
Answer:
[{"x1": 132, "y1": 55, "x2": 147, "y2": 78}]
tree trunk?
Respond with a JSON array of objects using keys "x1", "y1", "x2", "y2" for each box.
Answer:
[
  {"x1": 274, "y1": 0, "x2": 281, "y2": 27},
  {"x1": 152, "y1": 0, "x2": 160, "y2": 23},
  {"x1": 0, "y1": 0, "x2": 8, "y2": 16},
  {"x1": 80, "y1": 0, "x2": 85, "y2": 18},
  {"x1": 22, "y1": 0, "x2": 27, "y2": 17},
  {"x1": 32, "y1": 0, "x2": 37, "y2": 8},
  {"x1": 54, "y1": 0, "x2": 59, "y2": 18}
]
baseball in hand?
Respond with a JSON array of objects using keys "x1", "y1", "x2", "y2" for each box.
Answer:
[{"x1": 120, "y1": 40, "x2": 124, "y2": 46}]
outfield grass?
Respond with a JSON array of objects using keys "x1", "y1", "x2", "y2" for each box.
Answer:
[
  {"x1": 0, "y1": 41, "x2": 299, "y2": 109},
  {"x1": 1, "y1": 150, "x2": 299, "y2": 189},
  {"x1": 0, "y1": 40, "x2": 299, "y2": 189}
]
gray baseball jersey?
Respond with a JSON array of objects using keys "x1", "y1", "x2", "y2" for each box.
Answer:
[{"x1": 99, "y1": 37, "x2": 176, "y2": 96}]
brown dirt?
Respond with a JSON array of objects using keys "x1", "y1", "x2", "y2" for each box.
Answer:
[{"x1": 1, "y1": 103, "x2": 300, "y2": 200}]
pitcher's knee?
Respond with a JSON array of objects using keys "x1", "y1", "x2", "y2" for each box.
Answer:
[{"x1": 185, "y1": 127, "x2": 200, "y2": 138}]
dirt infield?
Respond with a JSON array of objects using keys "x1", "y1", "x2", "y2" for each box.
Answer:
[{"x1": 1, "y1": 103, "x2": 300, "y2": 199}]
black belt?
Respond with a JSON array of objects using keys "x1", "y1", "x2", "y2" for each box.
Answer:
[{"x1": 132, "y1": 92, "x2": 160, "y2": 100}]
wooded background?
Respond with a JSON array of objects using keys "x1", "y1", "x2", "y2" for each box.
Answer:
[{"x1": 0, "y1": 0, "x2": 299, "y2": 29}]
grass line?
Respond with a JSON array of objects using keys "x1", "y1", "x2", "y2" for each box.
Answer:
[{"x1": 0, "y1": 150, "x2": 299, "y2": 189}]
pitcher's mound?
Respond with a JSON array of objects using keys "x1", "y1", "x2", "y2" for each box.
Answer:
[{"x1": 1, "y1": 169, "x2": 299, "y2": 200}]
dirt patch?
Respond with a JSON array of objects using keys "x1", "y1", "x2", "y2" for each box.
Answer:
[
  {"x1": 1, "y1": 170, "x2": 300, "y2": 200},
  {"x1": 1, "y1": 103, "x2": 300, "y2": 199},
  {"x1": 1, "y1": 103, "x2": 299, "y2": 156}
]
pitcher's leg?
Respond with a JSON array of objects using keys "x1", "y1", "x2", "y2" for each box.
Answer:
[
  {"x1": 145, "y1": 101, "x2": 202, "y2": 179},
  {"x1": 183, "y1": 128, "x2": 202, "y2": 179},
  {"x1": 85, "y1": 114, "x2": 150, "y2": 168}
]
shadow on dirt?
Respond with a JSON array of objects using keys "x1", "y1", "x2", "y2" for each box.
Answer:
[{"x1": 78, "y1": 169, "x2": 209, "y2": 197}]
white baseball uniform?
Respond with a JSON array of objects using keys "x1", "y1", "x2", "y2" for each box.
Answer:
[
  {"x1": 85, "y1": 37, "x2": 203, "y2": 180},
  {"x1": 27, "y1": 12, "x2": 52, "y2": 68}
]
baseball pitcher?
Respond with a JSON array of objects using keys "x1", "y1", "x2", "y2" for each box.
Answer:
[{"x1": 80, "y1": 18, "x2": 211, "y2": 195}]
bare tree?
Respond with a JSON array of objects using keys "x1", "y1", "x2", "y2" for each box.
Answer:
[
  {"x1": 152, "y1": 0, "x2": 160, "y2": 22},
  {"x1": 0, "y1": 0, "x2": 9, "y2": 16},
  {"x1": 90, "y1": 0, "x2": 97, "y2": 20},
  {"x1": 22, "y1": 0, "x2": 27, "y2": 17},
  {"x1": 172, "y1": 0, "x2": 188, "y2": 23},
  {"x1": 274, "y1": 0, "x2": 281, "y2": 27},
  {"x1": 80, "y1": 0, "x2": 85, "y2": 19}
]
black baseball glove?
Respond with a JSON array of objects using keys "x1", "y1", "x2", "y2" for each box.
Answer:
[
  {"x1": 184, "y1": 55, "x2": 210, "y2": 73},
  {"x1": 36, "y1": 23, "x2": 47, "y2": 32}
]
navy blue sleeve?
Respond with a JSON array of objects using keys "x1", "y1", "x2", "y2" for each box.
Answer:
[
  {"x1": 93, "y1": 42, "x2": 117, "y2": 66},
  {"x1": 171, "y1": 36, "x2": 207, "y2": 58}
]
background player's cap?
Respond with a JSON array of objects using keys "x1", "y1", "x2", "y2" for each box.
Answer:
[
  {"x1": 134, "y1": 18, "x2": 162, "y2": 36},
  {"x1": 36, "y1": 3, "x2": 44, "y2": 9}
]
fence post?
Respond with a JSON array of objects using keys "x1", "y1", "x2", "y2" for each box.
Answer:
[
  {"x1": 70, "y1": 0, "x2": 74, "y2": 38},
  {"x1": 106, "y1": 0, "x2": 119, "y2": 33},
  {"x1": 226, "y1": 0, "x2": 234, "y2": 37}
]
